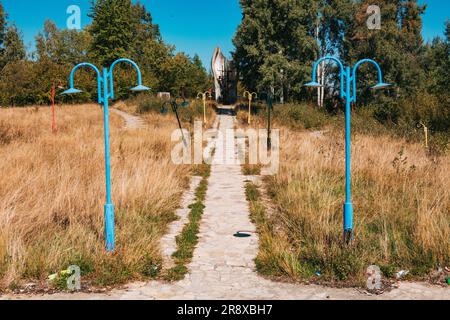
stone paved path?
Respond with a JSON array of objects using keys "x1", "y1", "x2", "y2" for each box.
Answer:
[
  {"x1": 2, "y1": 108, "x2": 449, "y2": 300},
  {"x1": 112, "y1": 108, "x2": 147, "y2": 129},
  {"x1": 160, "y1": 176, "x2": 202, "y2": 268}
]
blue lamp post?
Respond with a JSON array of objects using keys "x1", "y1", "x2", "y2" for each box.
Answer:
[
  {"x1": 62, "y1": 58, "x2": 150, "y2": 252},
  {"x1": 305, "y1": 56, "x2": 391, "y2": 242}
]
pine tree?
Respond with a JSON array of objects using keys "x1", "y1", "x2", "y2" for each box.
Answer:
[
  {"x1": 0, "y1": 3, "x2": 6, "y2": 50},
  {"x1": 421, "y1": 22, "x2": 450, "y2": 131},
  {"x1": 233, "y1": 0, "x2": 319, "y2": 101},
  {"x1": 345, "y1": 0, "x2": 426, "y2": 105},
  {"x1": 131, "y1": 1, "x2": 161, "y2": 58},
  {"x1": 1, "y1": 24, "x2": 25, "y2": 68},
  {"x1": 89, "y1": 0, "x2": 133, "y2": 66},
  {"x1": 0, "y1": 4, "x2": 25, "y2": 69}
]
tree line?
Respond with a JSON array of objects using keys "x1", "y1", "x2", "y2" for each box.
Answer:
[
  {"x1": 233, "y1": 0, "x2": 449, "y2": 135},
  {"x1": 0, "y1": 0, "x2": 211, "y2": 106}
]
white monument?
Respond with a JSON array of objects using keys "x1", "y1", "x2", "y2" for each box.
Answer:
[{"x1": 211, "y1": 47, "x2": 237, "y2": 104}]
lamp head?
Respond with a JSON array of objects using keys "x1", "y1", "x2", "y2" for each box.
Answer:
[
  {"x1": 180, "y1": 101, "x2": 190, "y2": 108},
  {"x1": 371, "y1": 82, "x2": 392, "y2": 90},
  {"x1": 304, "y1": 81, "x2": 324, "y2": 88},
  {"x1": 131, "y1": 84, "x2": 150, "y2": 92},
  {"x1": 61, "y1": 88, "x2": 83, "y2": 95}
]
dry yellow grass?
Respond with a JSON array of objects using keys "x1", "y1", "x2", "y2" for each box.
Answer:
[
  {"x1": 257, "y1": 126, "x2": 449, "y2": 283},
  {"x1": 0, "y1": 104, "x2": 190, "y2": 288}
]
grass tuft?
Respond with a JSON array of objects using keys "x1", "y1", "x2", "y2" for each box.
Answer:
[{"x1": 164, "y1": 165, "x2": 211, "y2": 281}]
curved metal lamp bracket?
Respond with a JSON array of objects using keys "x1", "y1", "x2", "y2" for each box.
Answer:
[
  {"x1": 108, "y1": 58, "x2": 145, "y2": 100},
  {"x1": 311, "y1": 56, "x2": 345, "y2": 99},
  {"x1": 68, "y1": 62, "x2": 103, "y2": 103},
  {"x1": 351, "y1": 59, "x2": 384, "y2": 103}
]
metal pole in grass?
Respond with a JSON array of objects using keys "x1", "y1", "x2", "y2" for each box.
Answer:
[
  {"x1": 244, "y1": 91, "x2": 257, "y2": 125},
  {"x1": 197, "y1": 91, "x2": 212, "y2": 124},
  {"x1": 209, "y1": 88, "x2": 213, "y2": 110},
  {"x1": 267, "y1": 92, "x2": 273, "y2": 149},
  {"x1": 417, "y1": 122, "x2": 429, "y2": 150},
  {"x1": 62, "y1": 58, "x2": 150, "y2": 252},
  {"x1": 51, "y1": 82, "x2": 57, "y2": 133},
  {"x1": 161, "y1": 97, "x2": 189, "y2": 146},
  {"x1": 259, "y1": 91, "x2": 273, "y2": 149},
  {"x1": 305, "y1": 56, "x2": 392, "y2": 243}
]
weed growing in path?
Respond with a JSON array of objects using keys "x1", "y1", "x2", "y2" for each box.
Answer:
[{"x1": 164, "y1": 165, "x2": 211, "y2": 281}]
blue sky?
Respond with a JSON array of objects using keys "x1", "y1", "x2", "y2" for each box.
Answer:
[{"x1": 1, "y1": 0, "x2": 448, "y2": 69}]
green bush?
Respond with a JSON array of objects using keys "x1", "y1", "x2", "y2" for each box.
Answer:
[{"x1": 135, "y1": 95, "x2": 166, "y2": 114}]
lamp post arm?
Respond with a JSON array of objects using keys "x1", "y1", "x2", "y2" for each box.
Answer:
[
  {"x1": 108, "y1": 58, "x2": 144, "y2": 100},
  {"x1": 311, "y1": 56, "x2": 345, "y2": 99},
  {"x1": 351, "y1": 59, "x2": 384, "y2": 103},
  {"x1": 69, "y1": 62, "x2": 103, "y2": 103}
]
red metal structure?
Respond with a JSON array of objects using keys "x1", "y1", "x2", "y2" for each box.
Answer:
[{"x1": 51, "y1": 82, "x2": 57, "y2": 133}]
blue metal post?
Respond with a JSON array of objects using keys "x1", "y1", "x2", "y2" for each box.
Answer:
[
  {"x1": 62, "y1": 59, "x2": 150, "y2": 252},
  {"x1": 343, "y1": 66, "x2": 353, "y2": 241},
  {"x1": 305, "y1": 56, "x2": 390, "y2": 243},
  {"x1": 102, "y1": 67, "x2": 115, "y2": 252}
]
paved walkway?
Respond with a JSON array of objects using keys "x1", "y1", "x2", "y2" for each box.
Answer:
[
  {"x1": 2, "y1": 108, "x2": 448, "y2": 300},
  {"x1": 160, "y1": 177, "x2": 202, "y2": 268},
  {"x1": 111, "y1": 108, "x2": 146, "y2": 129}
]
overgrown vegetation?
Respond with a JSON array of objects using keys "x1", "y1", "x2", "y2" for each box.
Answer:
[
  {"x1": 130, "y1": 94, "x2": 217, "y2": 128},
  {"x1": 234, "y1": 0, "x2": 449, "y2": 145},
  {"x1": 164, "y1": 165, "x2": 211, "y2": 281},
  {"x1": 236, "y1": 101, "x2": 449, "y2": 155},
  {"x1": 246, "y1": 126, "x2": 449, "y2": 285},
  {"x1": 0, "y1": 105, "x2": 191, "y2": 289}
]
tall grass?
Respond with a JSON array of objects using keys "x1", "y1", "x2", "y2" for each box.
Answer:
[
  {"x1": 237, "y1": 102, "x2": 449, "y2": 155},
  {"x1": 256, "y1": 126, "x2": 449, "y2": 285},
  {"x1": 0, "y1": 104, "x2": 189, "y2": 288},
  {"x1": 124, "y1": 94, "x2": 217, "y2": 128}
]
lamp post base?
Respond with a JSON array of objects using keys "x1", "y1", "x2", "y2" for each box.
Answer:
[
  {"x1": 343, "y1": 202, "x2": 353, "y2": 243},
  {"x1": 104, "y1": 203, "x2": 115, "y2": 252}
]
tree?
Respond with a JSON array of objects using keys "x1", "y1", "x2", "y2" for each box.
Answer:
[
  {"x1": 128, "y1": 2, "x2": 170, "y2": 91},
  {"x1": 0, "y1": 24, "x2": 25, "y2": 69},
  {"x1": 89, "y1": 0, "x2": 133, "y2": 66},
  {"x1": 130, "y1": 1, "x2": 161, "y2": 57},
  {"x1": 0, "y1": 4, "x2": 26, "y2": 69},
  {"x1": 345, "y1": 0, "x2": 426, "y2": 105},
  {"x1": 159, "y1": 53, "x2": 210, "y2": 97},
  {"x1": 190, "y1": 54, "x2": 211, "y2": 93},
  {"x1": 0, "y1": 3, "x2": 6, "y2": 50},
  {"x1": 420, "y1": 22, "x2": 450, "y2": 131},
  {"x1": 233, "y1": 0, "x2": 319, "y2": 101},
  {"x1": 35, "y1": 20, "x2": 90, "y2": 65}
]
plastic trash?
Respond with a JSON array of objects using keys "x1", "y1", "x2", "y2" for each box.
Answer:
[
  {"x1": 48, "y1": 268, "x2": 71, "y2": 282},
  {"x1": 395, "y1": 270, "x2": 409, "y2": 279},
  {"x1": 48, "y1": 273, "x2": 58, "y2": 281}
]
